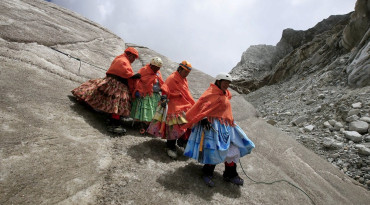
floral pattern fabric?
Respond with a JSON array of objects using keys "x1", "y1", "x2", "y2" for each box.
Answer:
[{"x1": 71, "y1": 76, "x2": 131, "y2": 116}]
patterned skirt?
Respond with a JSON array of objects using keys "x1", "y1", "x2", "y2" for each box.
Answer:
[
  {"x1": 130, "y1": 93, "x2": 161, "y2": 122},
  {"x1": 147, "y1": 105, "x2": 189, "y2": 140},
  {"x1": 184, "y1": 119, "x2": 255, "y2": 165},
  {"x1": 71, "y1": 76, "x2": 131, "y2": 116}
]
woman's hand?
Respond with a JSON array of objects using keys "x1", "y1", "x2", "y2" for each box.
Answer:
[
  {"x1": 135, "y1": 91, "x2": 141, "y2": 98},
  {"x1": 200, "y1": 118, "x2": 211, "y2": 130},
  {"x1": 130, "y1": 73, "x2": 141, "y2": 79},
  {"x1": 160, "y1": 95, "x2": 168, "y2": 108}
]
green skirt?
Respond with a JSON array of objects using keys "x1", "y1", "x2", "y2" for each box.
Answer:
[{"x1": 130, "y1": 93, "x2": 161, "y2": 122}]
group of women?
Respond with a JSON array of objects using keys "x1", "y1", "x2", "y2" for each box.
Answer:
[{"x1": 71, "y1": 47, "x2": 255, "y2": 187}]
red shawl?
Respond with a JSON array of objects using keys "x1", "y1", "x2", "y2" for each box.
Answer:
[
  {"x1": 133, "y1": 64, "x2": 164, "y2": 98},
  {"x1": 161, "y1": 71, "x2": 195, "y2": 115},
  {"x1": 106, "y1": 53, "x2": 134, "y2": 79},
  {"x1": 183, "y1": 83, "x2": 234, "y2": 129}
]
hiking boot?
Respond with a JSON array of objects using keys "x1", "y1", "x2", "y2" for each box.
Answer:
[
  {"x1": 167, "y1": 149, "x2": 177, "y2": 159},
  {"x1": 113, "y1": 126, "x2": 126, "y2": 134},
  {"x1": 107, "y1": 125, "x2": 126, "y2": 134},
  {"x1": 223, "y1": 163, "x2": 243, "y2": 186},
  {"x1": 202, "y1": 175, "x2": 215, "y2": 187},
  {"x1": 224, "y1": 175, "x2": 244, "y2": 186}
]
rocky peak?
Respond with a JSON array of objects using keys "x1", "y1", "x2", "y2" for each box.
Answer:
[
  {"x1": 230, "y1": 0, "x2": 369, "y2": 94},
  {"x1": 229, "y1": 13, "x2": 354, "y2": 94}
]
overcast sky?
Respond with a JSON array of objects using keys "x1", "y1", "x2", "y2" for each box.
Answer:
[{"x1": 48, "y1": 0, "x2": 356, "y2": 77}]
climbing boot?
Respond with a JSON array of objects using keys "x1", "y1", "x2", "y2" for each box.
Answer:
[
  {"x1": 224, "y1": 175, "x2": 244, "y2": 186},
  {"x1": 166, "y1": 149, "x2": 177, "y2": 159},
  {"x1": 107, "y1": 118, "x2": 126, "y2": 135},
  {"x1": 223, "y1": 163, "x2": 243, "y2": 186},
  {"x1": 202, "y1": 164, "x2": 216, "y2": 187},
  {"x1": 202, "y1": 175, "x2": 215, "y2": 187}
]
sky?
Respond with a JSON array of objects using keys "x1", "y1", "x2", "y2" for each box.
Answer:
[{"x1": 48, "y1": 0, "x2": 356, "y2": 77}]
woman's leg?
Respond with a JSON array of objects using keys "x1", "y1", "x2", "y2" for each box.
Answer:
[
  {"x1": 202, "y1": 164, "x2": 216, "y2": 187},
  {"x1": 223, "y1": 161, "x2": 244, "y2": 186},
  {"x1": 107, "y1": 114, "x2": 126, "y2": 134},
  {"x1": 166, "y1": 140, "x2": 177, "y2": 159}
]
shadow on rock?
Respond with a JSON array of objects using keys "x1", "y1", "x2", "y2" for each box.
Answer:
[
  {"x1": 68, "y1": 95, "x2": 134, "y2": 138},
  {"x1": 157, "y1": 162, "x2": 242, "y2": 200},
  {"x1": 127, "y1": 138, "x2": 190, "y2": 163}
]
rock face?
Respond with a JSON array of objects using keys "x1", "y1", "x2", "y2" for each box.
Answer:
[
  {"x1": 340, "y1": 0, "x2": 370, "y2": 50},
  {"x1": 1, "y1": 0, "x2": 370, "y2": 204},
  {"x1": 229, "y1": 45, "x2": 278, "y2": 93},
  {"x1": 344, "y1": 0, "x2": 370, "y2": 87},
  {"x1": 239, "y1": 0, "x2": 370, "y2": 190},
  {"x1": 230, "y1": 0, "x2": 370, "y2": 92}
]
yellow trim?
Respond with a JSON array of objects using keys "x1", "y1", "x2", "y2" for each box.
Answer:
[{"x1": 199, "y1": 131, "x2": 205, "y2": 152}]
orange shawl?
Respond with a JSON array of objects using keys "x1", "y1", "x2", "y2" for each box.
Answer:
[
  {"x1": 133, "y1": 64, "x2": 164, "y2": 98},
  {"x1": 161, "y1": 71, "x2": 195, "y2": 115},
  {"x1": 183, "y1": 83, "x2": 234, "y2": 129},
  {"x1": 106, "y1": 53, "x2": 134, "y2": 79}
]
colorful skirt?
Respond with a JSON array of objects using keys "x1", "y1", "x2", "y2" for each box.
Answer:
[
  {"x1": 184, "y1": 119, "x2": 255, "y2": 165},
  {"x1": 71, "y1": 76, "x2": 131, "y2": 116},
  {"x1": 147, "y1": 105, "x2": 189, "y2": 140},
  {"x1": 130, "y1": 93, "x2": 161, "y2": 122}
]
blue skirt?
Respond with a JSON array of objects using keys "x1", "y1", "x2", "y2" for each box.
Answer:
[{"x1": 184, "y1": 119, "x2": 255, "y2": 165}]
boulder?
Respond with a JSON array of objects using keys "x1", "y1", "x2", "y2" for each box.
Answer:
[
  {"x1": 348, "y1": 109, "x2": 361, "y2": 117},
  {"x1": 304, "y1": 125, "x2": 315, "y2": 132},
  {"x1": 324, "y1": 121, "x2": 333, "y2": 128},
  {"x1": 323, "y1": 138, "x2": 343, "y2": 149},
  {"x1": 343, "y1": 131, "x2": 363, "y2": 142},
  {"x1": 365, "y1": 135, "x2": 370, "y2": 142},
  {"x1": 346, "y1": 115, "x2": 360, "y2": 122},
  {"x1": 352, "y1": 102, "x2": 362, "y2": 108},
  {"x1": 349, "y1": 121, "x2": 369, "y2": 134},
  {"x1": 291, "y1": 116, "x2": 307, "y2": 126},
  {"x1": 355, "y1": 145, "x2": 370, "y2": 156},
  {"x1": 328, "y1": 120, "x2": 337, "y2": 126},
  {"x1": 333, "y1": 122, "x2": 344, "y2": 131},
  {"x1": 360, "y1": 116, "x2": 370, "y2": 123}
]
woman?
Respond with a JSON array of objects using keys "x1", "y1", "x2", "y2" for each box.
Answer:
[
  {"x1": 71, "y1": 47, "x2": 141, "y2": 134},
  {"x1": 130, "y1": 57, "x2": 164, "y2": 134},
  {"x1": 183, "y1": 73, "x2": 255, "y2": 187},
  {"x1": 147, "y1": 61, "x2": 195, "y2": 159}
]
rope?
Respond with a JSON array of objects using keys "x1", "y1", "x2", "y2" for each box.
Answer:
[
  {"x1": 50, "y1": 47, "x2": 106, "y2": 72},
  {"x1": 239, "y1": 162, "x2": 316, "y2": 205}
]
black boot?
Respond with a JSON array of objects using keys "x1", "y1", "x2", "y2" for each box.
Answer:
[
  {"x1": 223, "y1": 163, "x2": 244, "y2": 186},
  {"x1": 107, "y1": 118, "x2": 126, "y2": 134},
  {"x1": 177, "y1": 137, "x2": 187, "y2": 148},
  {"x1": 166, "y1": 140, "x2": 177, "y2": 159},
  {"x1": 202, "y1": 164, "x2": 216, "y2": 187}
]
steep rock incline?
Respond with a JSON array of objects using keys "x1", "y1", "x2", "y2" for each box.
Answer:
[{"x1": 1, "y1": 0, "x2": 369, "y2": 204}]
